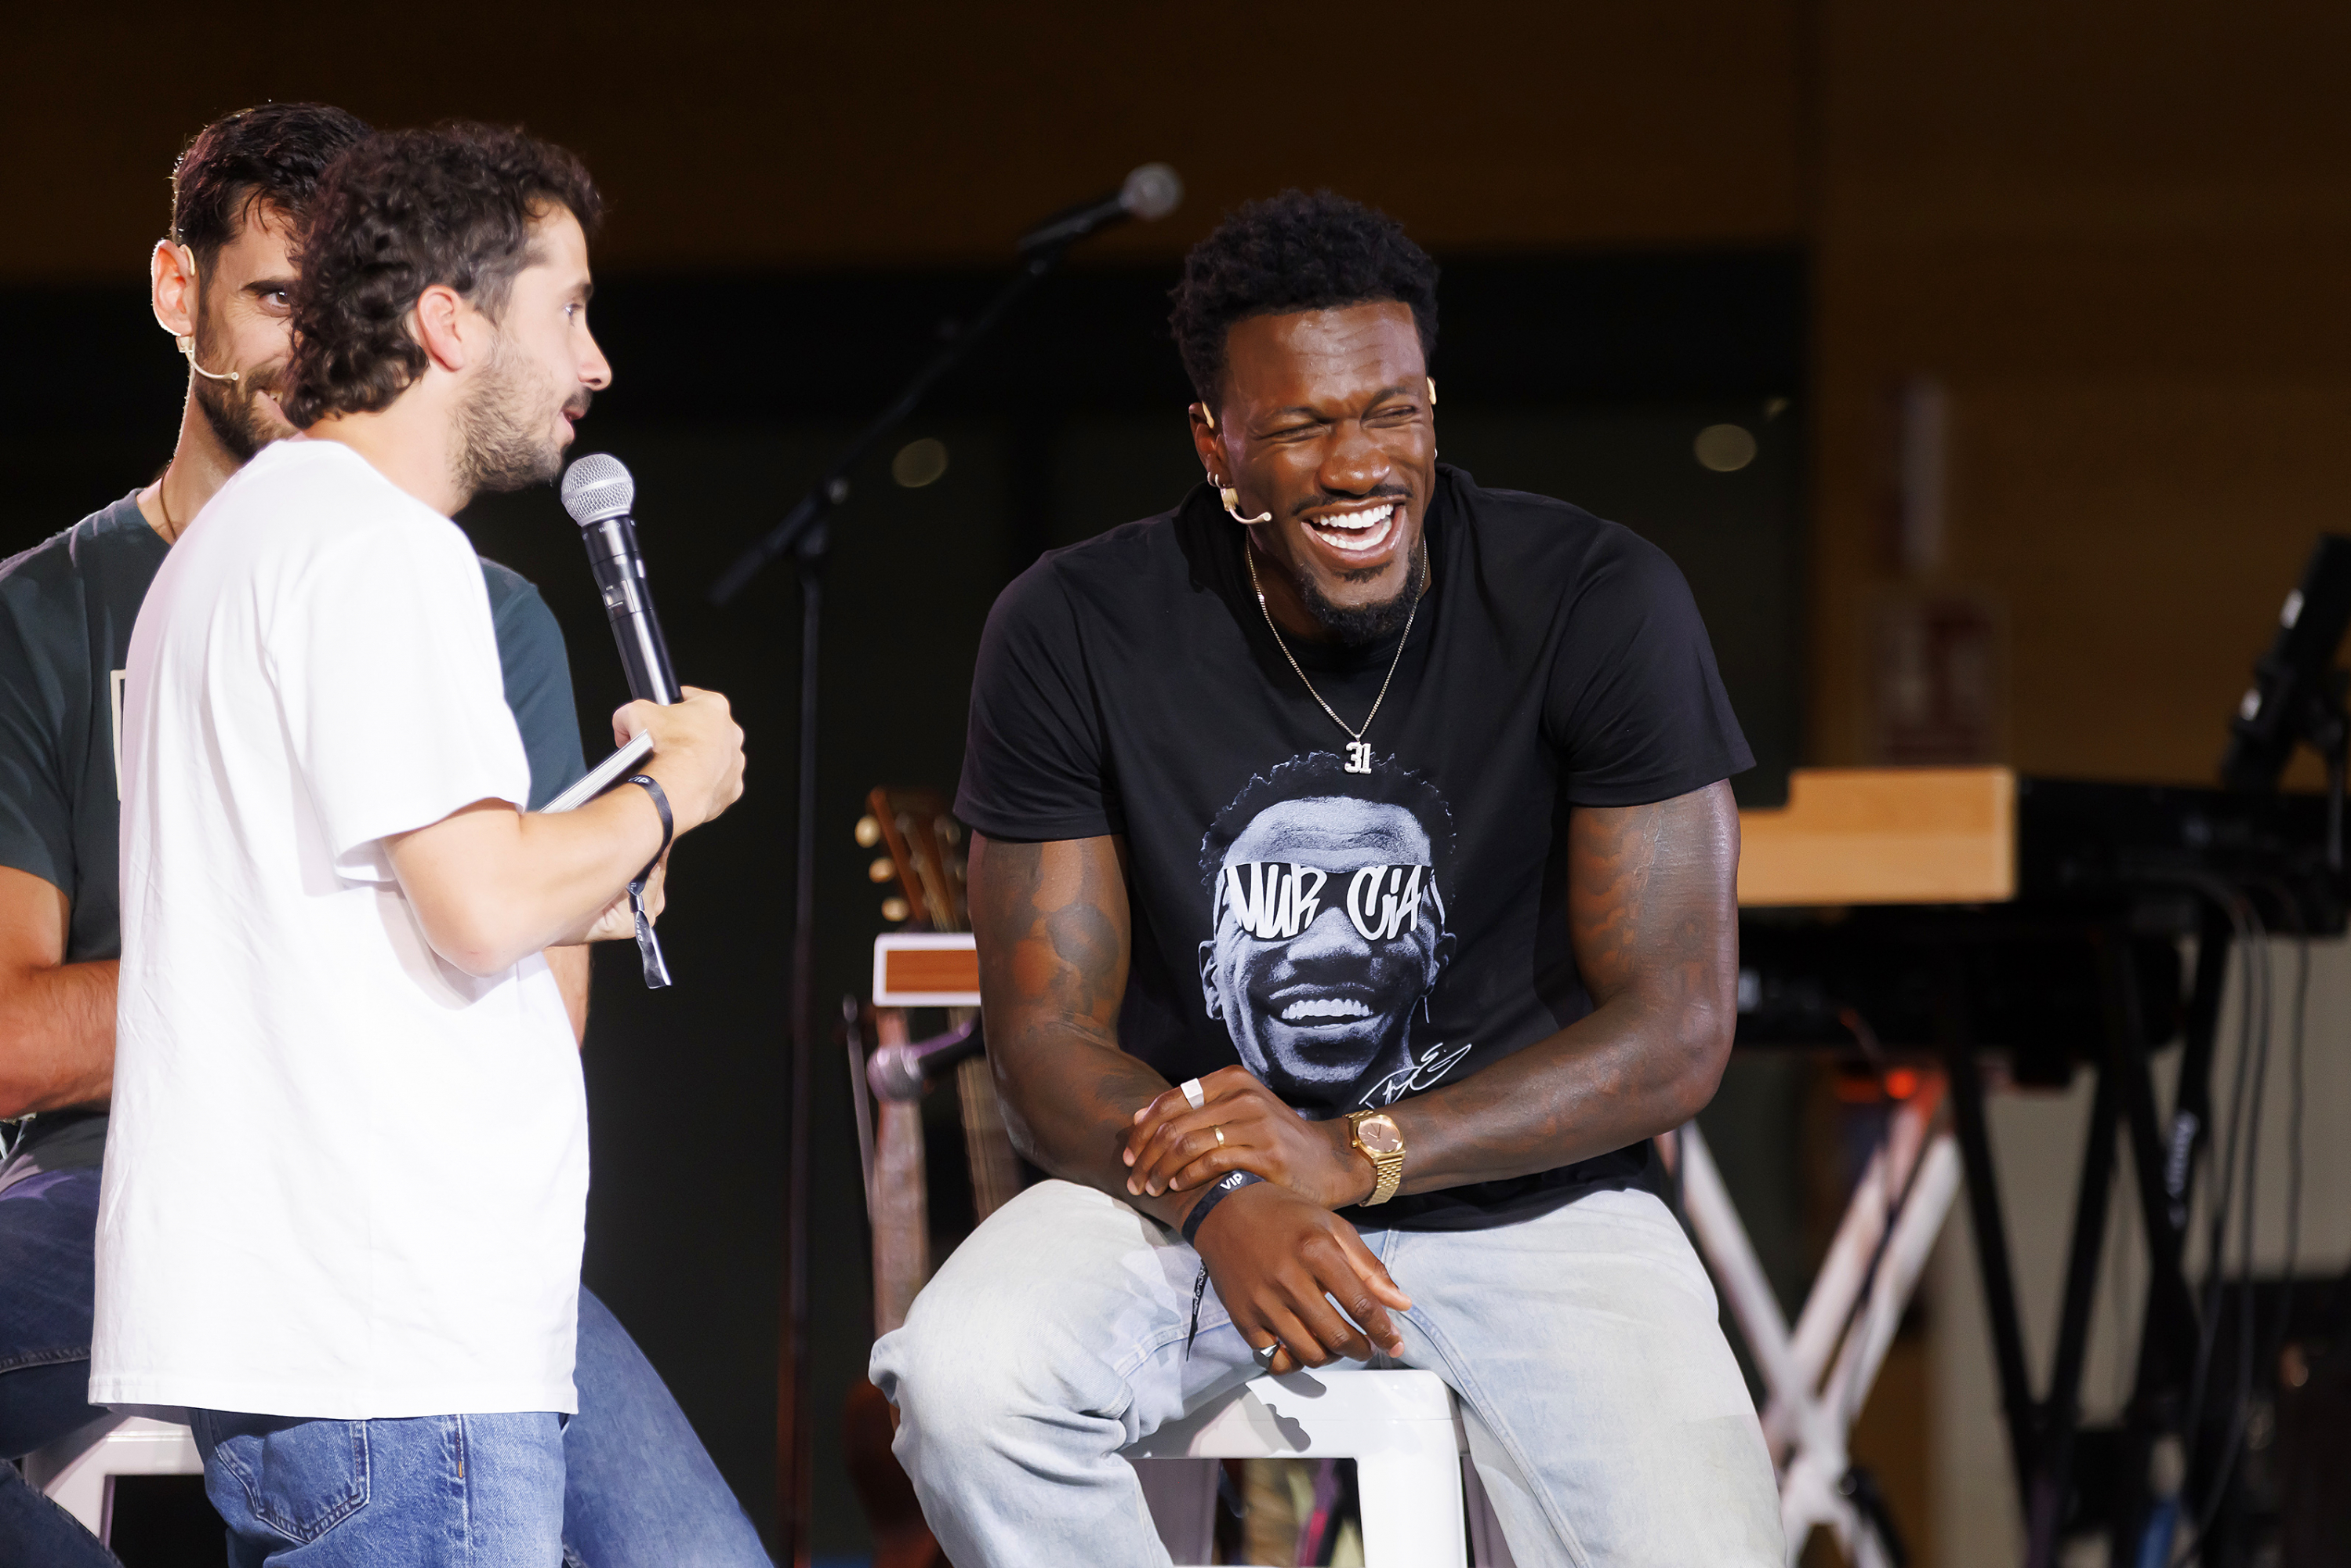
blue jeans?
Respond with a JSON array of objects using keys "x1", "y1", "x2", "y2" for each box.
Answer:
[
  {"x1": 872, "y1": 1179, "x2": 1784, "y2": 1567},
  {"x1": 193, "y1": 1408, "x2": 565, "y2": 1566},
  {"x1": 0, "y1": 1165, "x2": 770, "y2": 1566}
]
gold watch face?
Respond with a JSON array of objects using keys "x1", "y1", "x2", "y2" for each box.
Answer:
[{"x1": 1357, "y1": 1113, "x2": 1404, "y2": 1155}]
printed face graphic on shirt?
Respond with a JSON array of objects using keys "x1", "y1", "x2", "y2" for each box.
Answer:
[{"x1": 1198, "y1": 790, "x2": 1458, "y2": 1109}]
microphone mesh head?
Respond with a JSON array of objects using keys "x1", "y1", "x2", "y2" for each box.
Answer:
[
  {"x1": 561, "y1": 454, "x2": 634, "y2": 524},
  {"x1": 1120, "y1": 163, "x2": 1183, "y2": 223}
]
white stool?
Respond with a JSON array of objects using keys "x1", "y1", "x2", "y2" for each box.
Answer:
[
  {"x1": 1125, "y1": 1368, "x2": 1490, "y2": 1568},
  {"x1": 24, "y1": 1413, "x2": 205, "y2": 1544}
]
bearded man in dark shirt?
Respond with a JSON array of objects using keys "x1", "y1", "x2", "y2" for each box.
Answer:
[{"x1": 872, "y1": 192, "x2": 1783, "y2": 1565}]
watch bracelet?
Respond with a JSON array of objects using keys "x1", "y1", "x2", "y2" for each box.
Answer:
[{"x1": 1346, "y1": 1109, "x2": 1406, "y2": 1207}]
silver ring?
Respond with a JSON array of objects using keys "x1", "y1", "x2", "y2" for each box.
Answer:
[
  {"x1": 1251, "y1": 1341, "x2": 1279, "y2": 1368},
  {"x1": 1181, "y1": 1078, "x2": 1206, "y2": 1111}
]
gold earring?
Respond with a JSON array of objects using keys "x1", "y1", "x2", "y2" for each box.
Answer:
[
  {"x1": 1427, "y1": 377, "x2": 1438, "y2": 407},
  {"x1": 1197, "y1": 401, "x2": 1217, "y2": 431}
]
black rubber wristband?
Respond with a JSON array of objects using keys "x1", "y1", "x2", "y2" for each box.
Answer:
[
  {"x1": 1180, "y1": 1170, "x2": 1264, "y2": 1247},
  {"x1": 624, "y1": 774, "x2": 673, "y2": 879}
]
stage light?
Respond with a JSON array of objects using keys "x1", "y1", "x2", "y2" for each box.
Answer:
[
  {"x1": 892, "y1": 437, "x2": 949, "y2": 488},
  {"x1": 1694, "y1": 423, "x2": 1758, "y2": 473}
]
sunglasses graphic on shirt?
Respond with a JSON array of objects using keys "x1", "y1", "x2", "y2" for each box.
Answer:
[{"x1": 1216, "y1": 862, "x2": 1437, "y2": 944}]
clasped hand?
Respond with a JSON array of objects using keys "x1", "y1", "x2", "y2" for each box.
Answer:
[
  {"x1": 1123, "y1": 1065, "x2": 1372, "y2": 1208},
  {"x1": 1123, "y1": 1066, "x2": 1410, "y2": 1374}
]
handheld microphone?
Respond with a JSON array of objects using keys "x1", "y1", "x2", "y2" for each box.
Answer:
[
  {"x1": 561, "y1": 455, "x2": 681, "y2": 706},
  {"x1": 1016, "y1": 162, "x2": 1183, "y2": 256},
  {"x1": 560, "y1": 452, "x2": 679, "y2": 990}
]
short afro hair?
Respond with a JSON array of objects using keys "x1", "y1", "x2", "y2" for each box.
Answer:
[
  {"x1": 170, "y1": 103, "x2": 371, "y2": 271},
  {"x1": 1199, "y1": 751, "x2": 1456, "y2": 902},
  {"x1": 284, "y1": 122, "x2": 600, "y2": 429},
  {"x1": 1169, "y1": 190, "x2": 1439, "y2": 407}
]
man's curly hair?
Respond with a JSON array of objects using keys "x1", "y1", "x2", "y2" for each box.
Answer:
[
  {"x1": 1168, "y1": 190, "x2": 1439, "y2": 407},
  {"x1": 171, "y1": 103, "x2": 370, "y2": 273},
  {"x1": 283, "y1": 123, "x2": 601, "y2": 429}
]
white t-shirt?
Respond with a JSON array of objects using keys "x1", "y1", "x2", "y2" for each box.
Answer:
[{"x1": 95, "y1": 438, "x2": 586, "y2": 1419}]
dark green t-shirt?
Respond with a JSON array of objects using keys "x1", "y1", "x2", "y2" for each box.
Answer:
[{"x1": 0, "y1": 492, "x2": 588, "y2": 1179}]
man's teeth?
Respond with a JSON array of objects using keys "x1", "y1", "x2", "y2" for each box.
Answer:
[
  {"x1": 1280, "y1": 997, "x2": 1373, "y2": 1022},
  {"x1": 1314, "y1": 503, "x2": 1392, "y2": 532},
  {"x1": 1308, "y1": 503, "x2": 1395, "y2": 555}
]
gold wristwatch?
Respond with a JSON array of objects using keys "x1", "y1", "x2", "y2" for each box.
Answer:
[{"x1": 1344, "y1": 1110, "x2": 1406, "y2": 1206}]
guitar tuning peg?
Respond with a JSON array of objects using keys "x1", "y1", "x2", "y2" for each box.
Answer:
[
  {"x1": 854, "y1": 815, "x2": 882, "y2": 848},
  {"x1": 880, "y1": 896, "x2": 910, "y2": 923},
  {"x1": 867, "y1": 857, "x2": 896, "y2": 884}
]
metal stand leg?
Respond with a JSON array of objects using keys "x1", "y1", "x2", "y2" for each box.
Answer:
[{"x1": 1675, "y1": 1087, "x2": 1959, "y2": 1568}]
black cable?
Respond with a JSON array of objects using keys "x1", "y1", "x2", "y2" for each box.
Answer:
[
  {"x1": 2179, "y1": 915, "x2": 2306, "y2": 1565},
  {"x1": 2165, "y1": 880, "x2": 2262, "y2": 1565},
  {"x1": 2174, "y1": 881, "x2": 2291, "y2": 1565}
]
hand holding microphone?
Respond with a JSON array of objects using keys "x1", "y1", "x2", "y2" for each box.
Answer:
[{"x1": 613, "y1": 687, "x2": 747, "y2": 836}]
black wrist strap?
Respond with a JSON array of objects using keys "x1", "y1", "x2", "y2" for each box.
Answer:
[
  {"x1": 624, "y1": 775, "x2": 674, "y2": 877},
  {"x1": 1180, "y1": 1170, "x2": 1264, "y2": 1247},
  {"x1": 622, "y1": 775, "x2": 673, "y2": 989}
]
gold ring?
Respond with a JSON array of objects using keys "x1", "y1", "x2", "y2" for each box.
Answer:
[{"x1": 1214, "y1": 1126, "x2": 1226, "y2": 1147}]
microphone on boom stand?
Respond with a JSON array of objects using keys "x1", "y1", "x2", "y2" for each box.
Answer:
[
  {"x1": 1015, "y1": 162, "x2": 1183, "y2": 255},
  {"x1": 704, "y1": 162, "x2": 1185, "y2": 1564},
  {"x1": 561, "y1": 453, "x2": 679, "y2": 988}
]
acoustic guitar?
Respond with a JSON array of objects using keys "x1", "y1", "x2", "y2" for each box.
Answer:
[{"x1": 841, "y1": 787, "x2": 1022, "y2": 1567}]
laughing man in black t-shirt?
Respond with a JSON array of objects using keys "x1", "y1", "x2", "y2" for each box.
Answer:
[{"x1": 873, "y1": 194, "x2": 1783, "y2": 1564}]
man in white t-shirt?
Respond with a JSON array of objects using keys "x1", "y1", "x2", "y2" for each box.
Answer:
[{"x1": 98, "y1": 122, "x2": 747, "y2": 1566}]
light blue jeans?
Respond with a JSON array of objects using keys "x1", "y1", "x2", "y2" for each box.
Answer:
[
  {"x1": 191, "y1": 1407, "x2": 564, "y2": 1566},
  {"x1": 871, "y1": 1180, "x2": 1782, "y2": 1567},
  {"x1": 0, "y1": 1162, "x2": 767, "y2": 1568}
]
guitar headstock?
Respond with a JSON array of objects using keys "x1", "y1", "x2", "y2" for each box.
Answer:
[{"x1": 854, "y1": 786, "x2": 968, "y2": 933}]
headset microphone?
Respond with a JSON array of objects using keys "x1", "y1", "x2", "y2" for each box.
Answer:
[
  {"x1": 169, "y1": 246, "x2": 240, "y2": 383},
  {"x1": 176, "y1": 336, "x2": 240, "y2": 383}
]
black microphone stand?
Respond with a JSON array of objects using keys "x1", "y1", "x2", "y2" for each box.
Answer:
[{"x1": 706, "y1": 234, "x2": 1082, "y2": 1566}]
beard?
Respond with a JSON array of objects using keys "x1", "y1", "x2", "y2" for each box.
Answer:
[
  {"x1": 190, "y1": 340, "x2": 292, "y2": 463},
  {"x1": 1295, "y1": 539, "x2": 1428, "y2": 646},
  {"x1": 454, "y1": 332, "x2": 582, "y2": 496}
]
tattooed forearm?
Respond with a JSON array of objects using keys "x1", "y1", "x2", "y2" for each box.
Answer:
[
  {"x1": 970, "y1": 833, "x2": 1207, "y2": 1228},
  {"x1": 1379, "y1": 780, "x2": 1742, "y2": 1194}
]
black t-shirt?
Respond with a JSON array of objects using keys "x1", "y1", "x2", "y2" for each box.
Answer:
[
  {"x1": 957, "y1": 465, "x2": 1752, "y2": 1229},
  {"x1": 0, "y1": 492, "x2": 589, "y2": 1181}
]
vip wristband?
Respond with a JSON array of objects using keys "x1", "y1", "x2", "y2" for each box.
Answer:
[
  {"x1": 1181, "y1": 1170, "x2": 1264, "y2": 1247},
  {"x1": 1181, "y1": 1170, "x2": 1265, "y2": 1357},
  {"x1": 623, "y1": 775, "x2": 674, "y2": 989}
]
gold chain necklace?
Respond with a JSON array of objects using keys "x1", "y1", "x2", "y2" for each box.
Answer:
[{"x1": 1245, "y1": 541, "x2": 1429, "y2": 767}]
